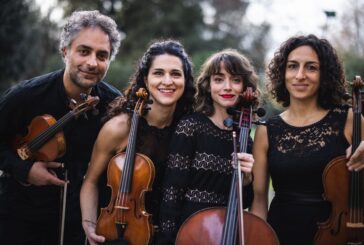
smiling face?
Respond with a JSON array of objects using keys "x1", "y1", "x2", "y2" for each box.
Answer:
[
  {"x1": 145, "y1": 54, "x2": 185, "y2": 110},
  {"x1": 285, "y1": 45, "x2": 320, "y2": 104},
  {"x1": 63, "y1": 26, "x2": 111, "y2": 95},
  {"x1": 210, "y1": 62, "x2": 244, "y2": 112}
]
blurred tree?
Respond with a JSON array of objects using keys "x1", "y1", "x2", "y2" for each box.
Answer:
[
  {"x1": 332, "y1": 0, "x2": 364, "y2": 80},
  {"x1": 201, "y1": 0, "x2": 270, "y2": 73},
  {"x1": 0, "y1": 0, "x2": 59, "y2": 94},
  {"x1": 56, "y1": 0, "x2": 270, "y2": 89}
]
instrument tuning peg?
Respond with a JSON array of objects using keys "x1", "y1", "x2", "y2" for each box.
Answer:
[
  {"x1": 223, "y1": 117, "x2": 234, "y2": 128},
  {"x1": 69, "y1": 99, "x2": 77, "y2": 109},
  {"x1": 226, "y1": 107, "x2": 237, "y2": 115},
  {"x1": 80, "y1": 93, "x2": 88, "y2": 101},
  {"x1": 253, "y1": 120, "x2": 266, "y2": 125},
  {"x1": 254, "y1": 108, "x2": 266, "y2": 117}
]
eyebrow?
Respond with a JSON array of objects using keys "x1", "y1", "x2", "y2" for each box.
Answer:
[
  {"x1": 77, "y1": 45, "x2": 110, "y2": 57},
  {"x1": 287, "y1": 60, "x2": 319, "y2": 65}
]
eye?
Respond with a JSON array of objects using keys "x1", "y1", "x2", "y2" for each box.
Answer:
[
  {"x1": 307, "y1": 64, "x2": 319, "y2": 72},
  {"x1": 97, "y1": 52, "x2": 109, "y2": 61},
  {"x1": 212, "y1": 76, "x2": 224, "y2": 83},
  {"x1": 286, "y1": 63, "x2": 298, "y2": 70},
  {"x1": 232, "y1": 77, "x2": 242, "y2": 84},
  {"x1": 153, "y1": 70, "x2": 163, "y2": 76},
  {"x1": 79, "y1": 49, "x2": 89, "y2": 56},
  {"x1": 171, "y1": 71, "x2": 182, "y2": 78}
]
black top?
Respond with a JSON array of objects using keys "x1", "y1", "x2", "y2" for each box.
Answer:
[
  {"x1": 137, "y1": 117, "x2": 175, "y2": 226},
  {"x1": 266, "y1": 105, "x2": 350, "y2": 245},
  {"x1": 0, "y1": 69, "x2": 120, "y2": 218},
  {"x1": 158, "y1": 112, "x2": 253, "y2": 244}
]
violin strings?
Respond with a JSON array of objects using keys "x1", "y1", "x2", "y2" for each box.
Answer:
[{"x1": 28, "y1": 112, "x2": 74, "y2": 152}]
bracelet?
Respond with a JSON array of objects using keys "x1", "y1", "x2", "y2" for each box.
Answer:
[{"x1": 82, "y1": 219, "x2": 97, "y2": 225}]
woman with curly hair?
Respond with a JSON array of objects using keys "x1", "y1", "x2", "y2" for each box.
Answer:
[
  {"x1": 251, "y1": 34, "x2": 364, "y2": 245},
  {"x1": 157, "y1": 49, "x2": 256, "y2": 244},
  {"x1": 80, "y1": 39, "x2": 195, "y2": 245}
]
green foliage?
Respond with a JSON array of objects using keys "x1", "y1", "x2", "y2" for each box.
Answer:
[
  {"x1": 343, "y1": 52, "x2": 364, "y2": 80},
  {"x1": 0, "y1": 0, "x2": 59, "y2": 94},
  {"x1": 1, "y1": 0, "x2": 271, "y2": 96}
]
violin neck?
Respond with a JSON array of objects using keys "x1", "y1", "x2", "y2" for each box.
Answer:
[
  {"x1": 119, "y1": 112, "x2": 140, "y2": 193},
  {"x1": 348, "y1": 85, "x2": 363, "y2": 217},
  {"x1": 27, "y1": 111, "x2": 75, "y2": 152}
]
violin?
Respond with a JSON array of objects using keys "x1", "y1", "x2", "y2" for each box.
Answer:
[
  {"x1": 12, "y1": 95, "x2": 99, "y2": 162},
  {"x1": 96, "y1": 88, "x2": 155, "y2": 244},
  {"x1": 314, "y1": 76, "x2": 364, "y2": 244},
  {"x1": 176, "y1": 87, "x2": 279, "y2": 245}
]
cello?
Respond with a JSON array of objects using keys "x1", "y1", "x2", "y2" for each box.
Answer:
[
  {"x1": 96, "y1": 88, "x2": 155, "y2": 244},
  {"x1": 314, "y1": 76, "x2": 364, "y2": 244},
  {"x1": 176, "y1": 87, "x2": 279, "y2": 245}
]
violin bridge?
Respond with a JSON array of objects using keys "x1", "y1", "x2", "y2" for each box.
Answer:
[
  {"x1": 346, "y1": 222, "x2": 364, "y2": 228},
  {"x1": 114, "y1": 206, "x2": 130, "y2": 211}
]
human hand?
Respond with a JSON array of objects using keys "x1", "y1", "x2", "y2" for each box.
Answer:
[
  {"x1": 346, "y1": 141, "x2": 364, "y2": 171},
  {"x1": 233, "y1": 152, "x2": 254, "y2": 185},
  {"x1": 27, "y1": 161, "x2": 66, "y2": 186},
  {"x1": 82, "y1": 219, "x2": 105, "y2": 245}
]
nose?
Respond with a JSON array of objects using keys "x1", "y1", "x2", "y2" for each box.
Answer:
[
  {"x1": 162, "y1": 74, "x2": 173, "y2": 85},
  {"x1": 223, "y1": 79, "x2": 232, "y2": 90},
  {"x1": 295, "y1": 66, "x2": 306, "y2": 80},
  {"x1": 86, "y1": 54, "x2": 97, "y2": 68}
]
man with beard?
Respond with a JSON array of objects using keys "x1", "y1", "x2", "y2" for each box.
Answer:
[{"x1": 0, "y1": 10, "x2": 121, "y2": 245}]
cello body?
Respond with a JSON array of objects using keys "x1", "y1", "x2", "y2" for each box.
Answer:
[
  {"x1": 176, "y1": 208, "x2": 279, "y2": 245},
  {"x1": 96, "y1": 152, "x2": 155, "y2": 244}
]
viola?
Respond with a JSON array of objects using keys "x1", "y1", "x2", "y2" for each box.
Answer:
[
  {"x1": 96, "y1": 88, "x2": 155, "y2": 244},
  {"x1": 176, "y1": 87, "x2": 279, "y2": 245},
  {"x1": 12, "y1": 95, "x2": 99, "y2": 162},
  {"x1": 314, "y1": 76, "x2": 364, "y2": 244}
]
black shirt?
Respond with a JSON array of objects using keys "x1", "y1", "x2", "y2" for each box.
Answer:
[{"x1": 0, "y1": 69, "x2": 121, "y2": 218}]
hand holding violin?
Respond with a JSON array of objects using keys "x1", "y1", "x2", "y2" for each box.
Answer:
[
  {"x1": 346, "y1": 141, "x2": 364, "y2": 171},
  {"x1": 82, "y1": 219, "x2": 105, "y2": 245},
  {"x1": 27, "y1": 161, "x2": 66, "y2": 186}
]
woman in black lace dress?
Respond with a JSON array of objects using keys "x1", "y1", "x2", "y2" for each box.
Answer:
[
  {"x1": 251, "y1": 34, "x2": 364, "y2": 245},
  {"x1": 157, "y1": 49, "x2": 257, "y2": 244},
  {"x1": 79, "y1": 40, "x2": 195, "y2": 245}
]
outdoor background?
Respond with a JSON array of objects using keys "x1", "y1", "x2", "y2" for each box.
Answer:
[{"x1": 1, "y1": 0, "x2": 364, "y2": 117}]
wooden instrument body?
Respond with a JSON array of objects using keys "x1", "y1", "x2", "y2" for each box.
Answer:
[
  {"x1": 96, "y1": 151, "x2": 155, "y2": 244},
  {"x1": 176, "y1": 208, "x2": 279, "y2": 245},
  {"x1": 314, "y1": 156, "x2": 364, "y2": 244},
  {"x1": 13, "y1": 114, "x2": 66, "y2": 161}
]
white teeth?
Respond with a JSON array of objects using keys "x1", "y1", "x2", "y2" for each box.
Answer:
[{"x1": 159, "y1": 89, "x2": 174, "y2": 92}]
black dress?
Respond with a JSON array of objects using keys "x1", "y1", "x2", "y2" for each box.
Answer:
[
  {"x1": 158, "y1": 112, "x2": 253, "y2": 244},
  {"x1": 266, "y1": 106, "x2": 349, "y2": 245}
]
